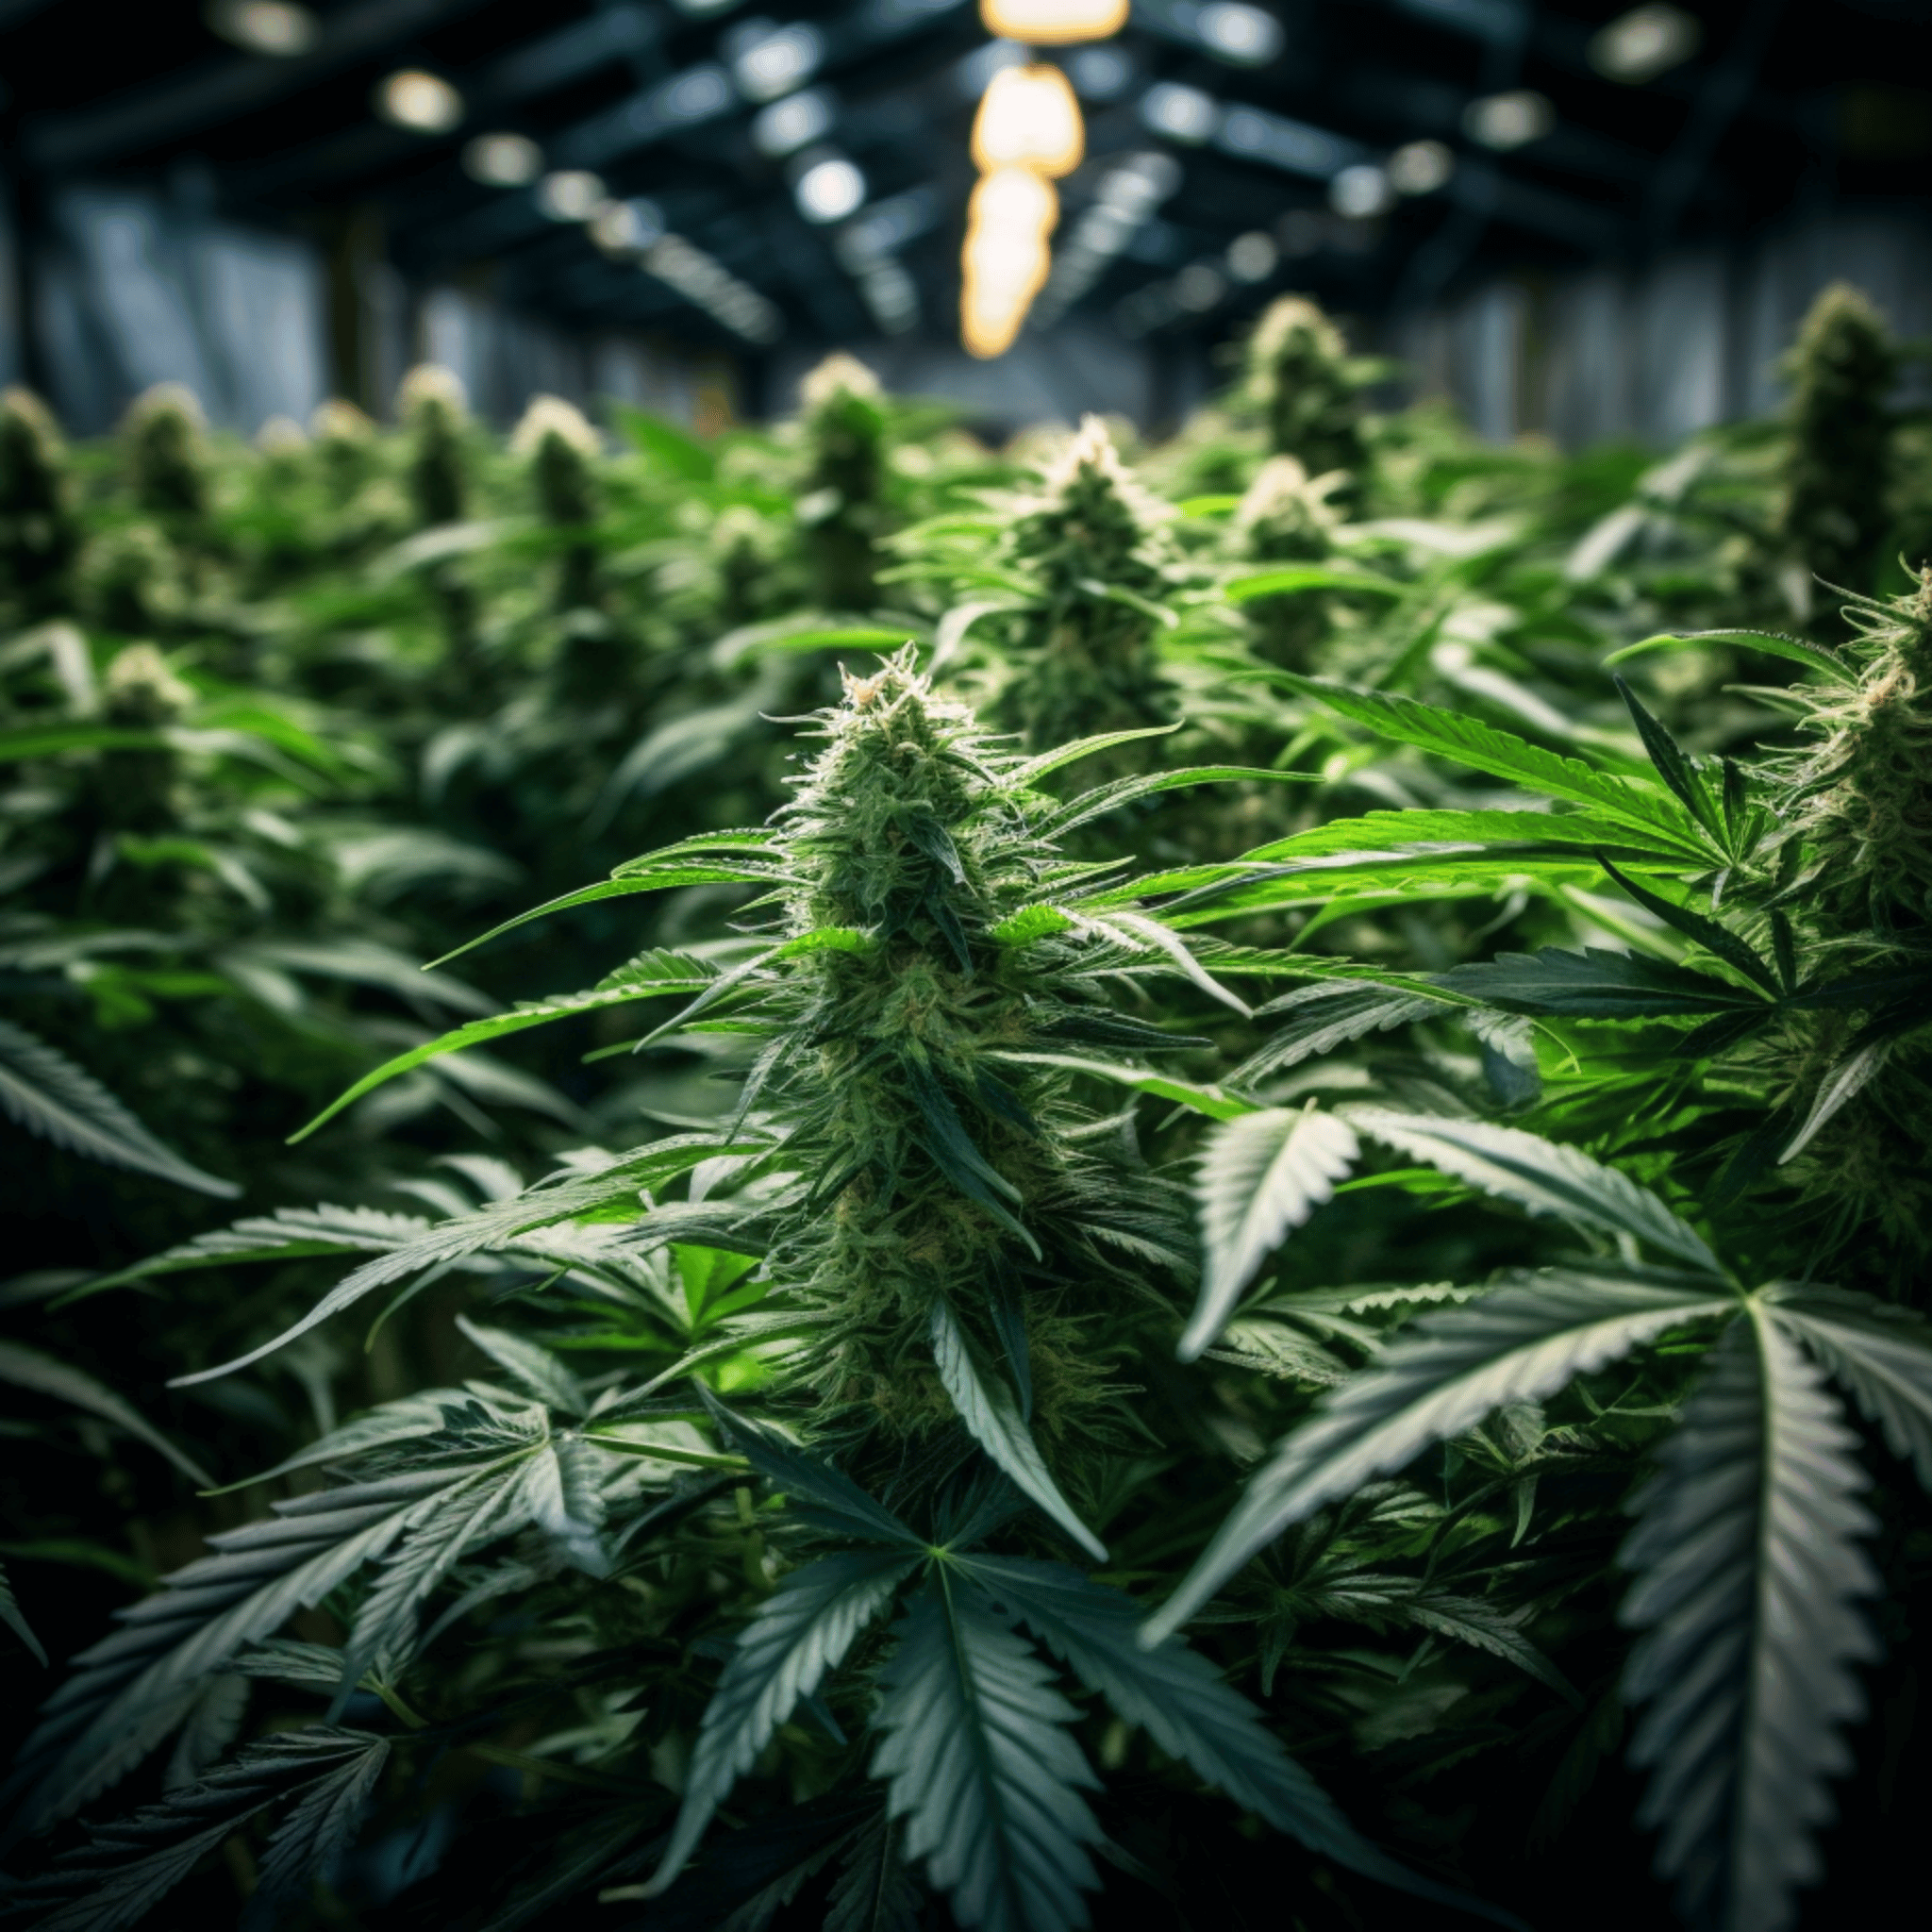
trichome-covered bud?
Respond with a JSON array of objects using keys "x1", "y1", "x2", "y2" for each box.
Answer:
[
  {"x1": 996, "y1": 414, "x2": 1180, "y2": 752},
  {"x1": 511, "y1": 394, "x2": 603, "y2": 528},
  {"x1": 1231, "y1": 455, "x2": 1347, "y2": 670},
  {"x1": 1776, "y1": 281, "x2": 1897, "y2": 598},
  {"x1": 119, "y1": 382, "x2": 210, "y2": 521},
  {"x1": 1784, "y1": 568, "x2": 1932, "y2": 929},
  {"x1": 96, "y1": 642, "x2": 195, "y2": 833},
  {"x1": 796, "y1": 353, "x2": 888, "y2": 612},
  {"x1": 770, "y1": 648, "x2": 1181, "y2": 1457},
  {"x1": 1241, "y1": 294, "x2": 1367, "y2": 491},
  {"x1": 308, "y1": 398, "x2": 379, "y2": 506},
  {"x1": 101, "y1": 641, "x2": 196, "y2": 727},
  {"x1": 397, "y1": 363, "x2": 472, "y2": 528},
  {"x1": 0, "y1": 385, "x2": 79, "y2": 611},
  {"x1": 76, "y1": 524, "x2": 188, "y2": 635}
]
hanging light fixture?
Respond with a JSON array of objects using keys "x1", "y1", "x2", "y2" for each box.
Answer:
[
  {"x1": 971, "y1": 62, "x2": 1085, "y2": 176},
  {"x1": 961, "y1": 166, "x2": 1058, "y2": 359},
  {"x1": 979, "y1": 0, "x2": 1127, "y2": 46}
]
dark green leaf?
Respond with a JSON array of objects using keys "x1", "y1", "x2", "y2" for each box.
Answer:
[{"x1": 1621, "y1": 1312, "x2": 1877, "y2": 1932}]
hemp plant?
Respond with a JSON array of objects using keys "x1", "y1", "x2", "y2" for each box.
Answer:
[
  {"x1": 1241, "y1": 296, "x2": 1370, "y2": 500},
  {"x1": 7, "y1": 654, "x2": 1501, "y2": 1932},
  {"x1": 1145, "y1": 577, "x2": 1932, "y2": 1931},
  {"x1": 0, "y1": 387, "x2": 79, "y2": 624},
  {"x1": 795, "y1": 353, "x2": 890, "y2": 614},
  {"x1": 1775, "y1": 281, "x2": 1898, "y2": 603}
]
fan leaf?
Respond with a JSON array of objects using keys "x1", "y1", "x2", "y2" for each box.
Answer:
[
  {"x1": 871, "y1": 1574, "x2": 1103, "y2": 1932},
  {"x1": 930, "y1": 1301, "x2": 1106, "y2": 1561},
  {"x1": 1183, "y1": 1107, "x2": 1361, "y2": 1361},
  {"x1": 1620, "y1": 1310, "x2": 1879, "y2": 1932},
  {"x1": 644, "y1": 1550, "x2": 917, "y2": 1897},
  {"x1": 1147, "y1": 1268, "x2": 1735, "y2": 1642}
]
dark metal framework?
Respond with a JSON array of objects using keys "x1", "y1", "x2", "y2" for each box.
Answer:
[{"x1": 0, "y1": 0, "x2": 1924, "y2": 365}]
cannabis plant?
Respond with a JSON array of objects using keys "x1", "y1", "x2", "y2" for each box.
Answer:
[
  {"x1": 0, "y1": 389, "x2": 79, "y2": 624},
  {"x1": 795, "y1": 354, "x2": 890, "y2": 615},
  {"x1": 1144, "y1": 577, "x2": 1932, "y2": 1929},
  {"x1": 8, "y1": 655, "x2": 1501, "y2": 1931},
  {"x1": 1776, "y1": 282, "x2": 1898, "y2": 600},
  {"x1": 1241, "y1": 297, "x2": 1370, "y2": 498}
]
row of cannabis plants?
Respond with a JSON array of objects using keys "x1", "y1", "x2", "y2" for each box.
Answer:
[{"x1": 1, "y1": 281, "x2": 1928, "y2": 1932}]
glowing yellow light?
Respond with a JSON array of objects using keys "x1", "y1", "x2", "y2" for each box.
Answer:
[
  {"x1": 972, "y1": 63, "x2": 1085, "y2": 177},
  {"x1": 979, "y1": 0, "x2": 1127, "y2": 46},
  {"x1": 961, "y1": 168, "x2": 1058, "y2": 358},
  {"x1": 967, "y1": 164, "x2": 1059, "y2": 240}
]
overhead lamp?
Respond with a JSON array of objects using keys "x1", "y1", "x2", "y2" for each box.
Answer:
[
  {"x1": 462, "y1": 133, "x2": 542, "y2": 187},
  {"x1": 972, "y1": 63, "x2": 1085, "y2": 177},
  {"x1": 978, "y1": 0, "x2": 1128, "y2": 46},
  {"x1": 1329, "y1": 163, "x2": 1392, "y2": 220},
  {"x1": 1463, "y1": 90, "x2": 1554, "y2": 150},
  {"x1": 375, "y1": 70, "x2": 463, "y2": 135},
  {"x1": 1193, "y1": 3, "x2": 1283, "y2": 66},
  {"x1": 1141, "y1": 81, "x2": 1219, "y2": 145},
  {"x1": 734, "y1": 25, "x2": 824, "y2": 102},
  {"x1": 537, "y1": 170, "x2": 608, "y2": 221},
  {"x1": 206, "y1": 0, "x2": 316, "y2": 56},
  {"x1": 1590, "y1": 5, "x2": 1700, "y2": 84},
  {"x1": 961, "y1": 166, "x2": 1058, "y2": 359},
  {"x1": 1388, "y1": 138, "x2": 1454, "y2": 195},
  {"x1": 795, "y1": 156, "x2": 867, "y2": 223},
  {"x1": 591, "y1": 197, "x2": 666, "y2": 254},
  {"x1": 752, "y1": 89, "x2": 833, "y2": 157},
  {"x1": 968, "y1": 164, "x2": 1059, "y2": 240}
]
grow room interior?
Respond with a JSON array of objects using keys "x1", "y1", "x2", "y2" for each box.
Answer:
[{"x1": 2, "y1": 3, "x2": 1930, "y2": 1931}]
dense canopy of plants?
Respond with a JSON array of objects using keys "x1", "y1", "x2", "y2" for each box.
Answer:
[{"x1": 2, "y1": 281, "x2": 1929, "y2": 1932}]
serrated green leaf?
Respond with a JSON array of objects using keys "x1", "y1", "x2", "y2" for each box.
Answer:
[
  {"x1": 1606, "y1": 628, "x2": 1855, "y2": 683},
  {"x1": 290, "y1": 958, "x2": 717, "y2": 1141},
  {"x1": 1770, "y1": 1295, "x2": 1932, "y2": 1491},
  {"x1": 1183, "y1": 1108, "x2": 1361, "y2": 1361},
  {"x1": 1434, "y1": 946, "x2": 1767, "y2": 1016},
  {"x1": 0, "y1": 1019, "x2": 237, "y2": 1197},
  {"x1": 1621, "y1": 1310, "x2": 1878, "y2": 1932},
  {"x1": 1341, "y1": 1109, "x2": 1723, "y2": 1274},
  {"x1": 964, "y1": 1556, "x2": 1524, "y2": 1927},
  {"x1": 1, "y1": 1557, "x2": 47, "y2": 1667},
  {"x1": 1277, "y1": 675, "x2": 1707, "y2": 847},
  {"x1": 1147, "y1": 1268, "x2": 1734, "y2": 1642},
  {"x1": 0, "y1": 1341, "x2": 212, "y2": 1486},
  {"x1": 644, "y1": 1550, "x2": 916, "y2": 1897},
  {"x1": 930, "y1": 1302, "x2": 1105, "y2": 1561},
  {"x1": 871, "y1": 1574, "x2": 1103, "y2": 1932}
]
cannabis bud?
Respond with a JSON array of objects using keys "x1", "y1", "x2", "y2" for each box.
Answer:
[
  {"x1": 996, "y1": 413, "x2": 1179, "y2": 752},
  {"x1": 76, "y1": 524, "x2": 188, "y2": 636},
  {"x1": 1786, "y1": 569, "x2": 1932, "y2": 929},
  {"x1": 119, "y1": 382, "x2": 210, "y2": 522},
  {"x1": 1241, "y1": 294, "x2": 1367, "y2": 491},
  {"x1": 771, "y1": 647, "x2": 1173, "y2": 1454},
  {"x1": 308, "y1": 398, "x2": 378, "y2": 507},
  {"x1": 510, "y1": 394, "x2": 603, "y2": 529},
  {"x1": 1775, "y1": 281, "x2": 1898, "y2": 600},
  {"x1": 100, "y1": 641, "x2": 196, "y2": 727},
  {"x1": 1232, "y1": 455, "x2": 1347, "y2": 670},
  {"x1": 397, "y1": 363, "x2": 471, "y2": 528},
  {"x1": 0, "y1": 385, "x2": 78, "y2": 611},
  {"x1": 796, "y1": 352, "x2": 887, "y2": 612}
]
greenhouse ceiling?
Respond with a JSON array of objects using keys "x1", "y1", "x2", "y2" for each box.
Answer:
[{"x1": 0, "y1": 0, "x2": 1923, "y2": 353}]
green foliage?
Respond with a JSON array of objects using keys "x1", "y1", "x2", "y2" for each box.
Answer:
[{"x1": 5, "y1": 291, "x2": 1928, "y2": 1932}]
